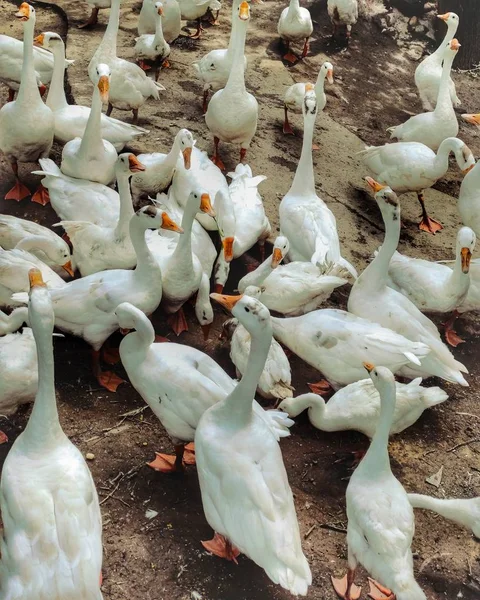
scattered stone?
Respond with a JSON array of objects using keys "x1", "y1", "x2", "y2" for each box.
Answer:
[{"x1": 86, "y1": 452, "x2": 95, "y2": 461}]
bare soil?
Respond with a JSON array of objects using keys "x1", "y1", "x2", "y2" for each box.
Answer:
[{"x1": 0, "y1": 1, "x2": 479, "y2": 599}]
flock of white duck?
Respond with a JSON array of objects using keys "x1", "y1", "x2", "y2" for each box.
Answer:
[{"x1": 0, "y1": 0, "x2": 478, "y2": 598}]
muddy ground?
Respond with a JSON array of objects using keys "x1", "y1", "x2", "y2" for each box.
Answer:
[{"x1": 0, "y1": 0, "x2": 479, "y2": 598}]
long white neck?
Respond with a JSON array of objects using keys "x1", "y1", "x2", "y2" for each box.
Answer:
[
  {"x1": 162, "y1": 134, "x2": 183, "y2": 171},
  {"x1": 227, "y1": 0, "x2": 242, "y2": 55},
  {"x1": 99, "y1": 0, "x2": 120, "y2": 54},
  {"x1": 434, "y1": 52, "x2": 456, "y2": 113},
  {"x1": 289, "y1": 110, "x2": 316, "y2": 197},
  {"x1": 22, "y1": 298, "x2": 63, "y2": 446},
  {"x1": 430, "y1": 21, "x2": 458, "y2": 61},
  {"x1": 360, "y1": 208, "x2": 400, "y2": 288},
  {"x1": 287, "y1": 0, "x2": 300, "y2": 17},
  {"x1": 0, "y1": 307, "x2": 28, "y2": 334},
  {"x1": 284, "y1": 393, "x2": 326, "y2": 421},
  {"x1": 362, "y1": 382, "x2": 395, "y2": 473},
  {"x1": 17, "y1": 17, "x2": 41, "y2": 106},
  {"x1": 77, "y1": 83, "x2": 105, "y2": 159},
  {"x1": 15, "y1": 235, "x2": 55, "y2": 258},
  {"x1": 408, "y1": 494, "x2": 476, "y2": 530},
  {"x1": 429, "y1": 139, "x2": 455, "y2": 180},
  {"x1": 114, "y1": 171, "x2": 135, "y2": 238},
  {"x1": 238, "y1": 255, "x2": 275, "y2": 291},
  {"x1": 46, "y1": 42, "x2": 68, "y2": 111},
  {"x1": 120, "y1": 305, "x2": 155, "y2": 357},
  {"x1": 314, "y1": 70, "x2": 327, "y2": 97},
  {"x1": 154, "y1": 11, "x2": 166, "y2": 46},
  {"x1": 221, "y1": 319, "x2": 272, "y2": 424},
  {"x1": 130, "y1": 219, "x2": 162, "y2": 279},
  {"x1": 167, "y1": 197, "x2": 196, "y2": 277},
  {"x1": 225, "y1": 17, "x2": 248, "y2": 94}
]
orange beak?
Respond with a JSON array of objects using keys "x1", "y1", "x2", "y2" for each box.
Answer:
[
  {"x1": 461, "y1": 248, "x2": 472, "y2": 273},
  {"x1": 34, "y1": 33, "x2": 45, "y2": 47},
  {"x1": 16, "y1": 3, "x2": 30, "y2": 20},
  {"x1": 271, "y1": 247, "x2": 283, "y2": 268},
  {"x1": 128, "y1": 154, "x2": 146, "y2": 172},
  {"x1": 62, "y1": 261, "x2": 74, "y2": 277},
  {"x1": 120, "y1": 327, "x2": 131, "y2": 335},
  {"x1": 363, "y1": 362, "x2": 374, "y2": 373},
  {"x1": 239, "y1": 1, "x2": 249, "y2": 20},
  {"x1": 161, "y1": 212, "x2": 183, "y2": 233},
  {"x1": 223, "y1": 236, "x2": 234, "y2": 262},
  {"x1": 462, "y1": 113, "x2": 480, "y2": 126},
  {"x1": 98, "y1": 75, "x2": 109, "y2": 103},
  {"x1": 183, "y1": 147, "x2": 192, "y2": 170},
  {"x1": 29, "y1": 267, "x2": 46, "y2": 288},
  {"x1": 200, "y1": 193, "x2": 215, "y2": 217},
  {"x1": 305, "y1": 82, "x2": 314, "y2": 92},
  {"x1": 210, "y1": 293, "x2": 243, "y2": 311},
  {"x1": 327, "y1": 69, "x2": 334, "y2": 84},
  {"x1": 157, "y1": 5, "x2": 163, "y2": 14},
  {"x1": 365, "y1": 177, "x2": 386, "y2": 193},
  {"x1": 201, "y1": 323, "x2": 211, "y2": 341},
  {"x1": 450, "y1": 38, "x2": 461, "y2": 51},
  {"x1": 463, "y1": 163, "x2": 475, "y2": 175},
  {"x1": 437, "y1": 12, "x2": 450, "y2": 21}
]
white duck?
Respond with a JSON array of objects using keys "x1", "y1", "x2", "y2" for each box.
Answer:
[
  {"x1": 0, "y1": 33, "x2": 73, "y2": 100},
  {"x1": 195, "y1": 293, "x2": 311, "y2": 595},
  {"x1": 131, "y1": 129, "x2": 194, "y2": 203},
  {"x1": 34, "y1": 158, "x2": 121, "y2": 226},
  {"x1": 139, "y1": 0, "x2": 181, "y2": 42},
  {"x1": 279, "y1": 377, "x2": 448, "y2": 439},
  {"x1": 61, "y1": 64, "x2": 117, "y2": 185},
  {"x1": 279, "y1": 88, "x2": 357, "y2": 277},
  {"x1": 205, "y1": 1, "x2": 257, "y2": 170},
  {"x1": 327, "y1": 0, "x2": 358, "y2": 42},
  {"x1": 283, "y1": 61, "x2": 333, "y2": 135},
  {"x1": 0, "y1": 3, "x2": 54, "y2": 203},
  {"x1": 331, "y1": 364, "x2": 426, "y2": 600},
  {"x1": 12, "y1": 207, "x2": 182, "y2": 392},
  {"x1": 385, "y1": 226, "x2": 476, "y2": 346},
  {"x1": 222, "y1": 314, "x2": 294, "y2": 401},
  {"x1": 387, "y1": 39, "x2": 460, "y2": 151},
  {"x1": 360, "y1": 136, "x2": 475, "y2": 234},
  {"x1": 88, "y1": 0, "x2": 165, "y2": 122},
  {"x1": 58, "y1": 154, "x2": 146, "y2": 277},
  {"x1": 0, "y1": 307, "x2": 38, "y2": 416},
  {"x1": 116, "y1": 301, "x2": 293, "y2": 471},
  {"x1": 238, "y1": 237, "x2": 348, "y2": 316},
  {"x1": 213, "y1": 163, "x2": 270, "y2": 290},
  {"x1": 415, "y1": 12, "x2": 460, "y2": 111},
  {"x1": 193, "y1": 0, "x2": 248, "y2": 113},
  {"x1": 408, "y1": 493, "x2": 480, "y2": 538},
  {"x1": 177, "y1": 0, "x2": 212, "y2": 38},
  {"x1": 348, "y1": 180, "x2": 468, "y2": 386},
  {"x1": 0, "y1": 214, "x2": 73, "y2": 276},
  {"x1": 146, "y1": 190, "x2": 215, "y2": 334},
  {"x1": 269, "y1": 308, "x2": 430, "y2": 390},
  {"x1": 134, "y1": 2, "x2": 171, "y2": 75},
  {"x1": 0, "y1": 269, "x2": 103, "y2": 600},
  {"x1": 457, "y1": 154, "x2": 480, "y2": 238},
  {"x1": 277, "y1": 0, "x2": 313, "y2": 63},
  {"x1": 35, "y1": 32, "x2": 148, "y2": 151},
  {"x1": 78, "y1": 0, "x2": 111, "y2": 28},
  {"x1": 0, "y1": 246, "x2": 67, "y2": 309}
]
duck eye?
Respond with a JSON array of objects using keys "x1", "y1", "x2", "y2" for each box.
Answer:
[{"x1": 244, "y1": 307, "x2": 250, "y2": 313}]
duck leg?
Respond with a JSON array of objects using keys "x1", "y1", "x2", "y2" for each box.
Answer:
[
  {"x1": 301, "y1": 37, "x2": 310, "y2": 59},
  {"x1": 211, "y1": 136, "x2": 225, "y2": 171},
  {"x1": 240, "y1": 147, "x2": 247, "y2": 163},
  {"x1": 5, "y1": 161, "x2": 30, "y2": 201},
  {"x1": 417, "y1": 192, "x2": 442, "y2": 234},
  {"x1": 283, "y1": 105, "x2": 294, "y2": 135},
  {"x1": 78, "y1": 7, "x2": 100, "y2": 29},
  {"x1": 367, "y1": 578, "x2": 395, "y2": 600},
  {"x1": 189, "y1": 18, "x2": 203, "y2": 39},
  {"x1": 202, "y1": 533, "x2": 240, "y2": 563},
  {"x1": 91, "y1": 349, "x2": 125, "y2": 393},
  {"x1": 7, "y1": 88, "x2": 15, "y2": 102},
  {"x1": 106, "y1": 102, "x2": 113, "y2": 117},
  {"x1": 167, "y1": 307, "x2": 189, "y2": 336},
  {"x1": 443, "y1": 309, "x2": 464, "y2": 347},
  {"x1": 31, "y1": 183, "x2": 50, "y2": 206},
  {"x1": 331, "y1": 568, "x2": 362, "y2": 600},
  {"x1": 148, "y1": 442, "x2": 194, "y2": 473},
  {"x1": 282, "y1": 40, "x2": 297, "y2": 64},
  {"x1": 202, "y1": 89, "x2": 209, "y2": 114},
  {"x1": 132, "y1": 108, "x2": 139, "y2": 124},
  {"x1": 308, "y1": 380, "x2": 332, "y2": 396}
]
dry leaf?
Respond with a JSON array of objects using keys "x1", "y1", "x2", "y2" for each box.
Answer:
[{"x1": 426, "y1": 465, "x2": 443, "y2": 488}]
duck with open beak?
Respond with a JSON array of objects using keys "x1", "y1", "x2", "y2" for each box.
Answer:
[
  {"x1": 210, "y1": 292, "x2": 243, "y2": 312},
  {"x1": 128, "y1": 153, "x2": 146, "y2": 173}
]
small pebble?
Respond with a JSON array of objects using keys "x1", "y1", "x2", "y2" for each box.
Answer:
[{"x1": 86, "y1": 452, "x2": 95, "y2": 461}]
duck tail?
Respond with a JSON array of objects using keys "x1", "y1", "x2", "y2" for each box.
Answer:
[
  {"x1": 32, "y1": 158, "x2": 62, "y2": 178},
  {"x1": 420, "y1": 384, "x2": 449, "y2": 408}
]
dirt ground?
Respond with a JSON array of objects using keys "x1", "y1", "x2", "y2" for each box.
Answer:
[{"x1": 0, "y1": 0, "x2": 479, "y2": 598}]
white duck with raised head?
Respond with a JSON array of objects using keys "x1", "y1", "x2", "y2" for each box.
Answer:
[
  {"x1": 277, "y1": 0, "x2": 313, "y2": 63},
  {"x1": 139, "y1": 0, "x2": 181, "y2": 42}
]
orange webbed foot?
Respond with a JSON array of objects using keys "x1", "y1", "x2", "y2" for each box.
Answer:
[
  {"x1": 31, "y1": 184, "x2": 50, "y2": 206},
  {"x1": 167, "y1": 308, "x2": 188, "y2": 336},
  {"x1": 148, "y1": 453, "x2": 182, "y2": 473},
  {"x1": 444, "y1": 327, "x2": 465, "y2": 347},
  {"x1": 283, "y1": 52, "x2": 298, "y2": 64},
  {"x1": 331, "y1": 574, "x2": 361, "y2": 600},
  {"x1": 183, "y1": 442, "x2": 196, "y2": 465},
  {"x1": 97, "y1": 370, "x2": 125, "y2": 393},
  {"x1": 202, "y1": 532, "x2": 240, "y2": 563},
  {"x1": 418, "y1": 215, "x2": 443, "y2": 234},
  {"x1": 211, "y1": 154, "x2": 226, "y2": 171},
  {"x1": 308, "y1": 379, "x2": 332, "y2": 396},
  {"x1": 283, "y1": 121, "x2": 294, "y2": 135},
  {"x1": 5, "y1": 179, "x2": 30, "y2": 201},
  {"x1": 368, "y1": 578, "x2": 395, "y2": 600}
]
